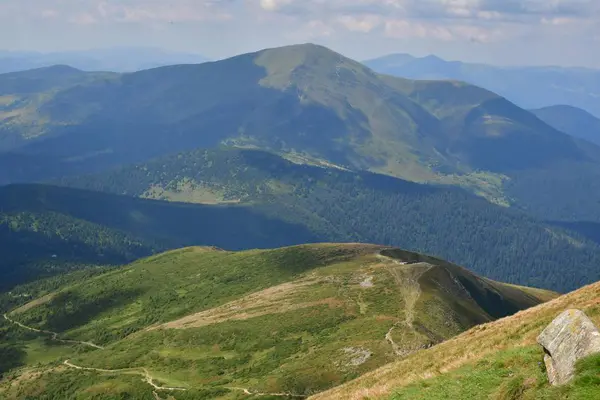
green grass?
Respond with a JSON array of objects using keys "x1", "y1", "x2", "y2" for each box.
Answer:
[
  {"x1": 14, "y1": 245, "x2": 359, "y2": 345},
  {"x1": 390, "y1": 347, "x2": 600, "y2": 400},
  {"x1": 1, "y1": 368, "x2": 231, "y2": 400},
  {"x1": 313, "y1": 278, "x2": 600, "y2": 400},
  {"x1": 2, "y1": 244, "x2": 554, "y2": 397},
  {"x1": 23, "y1": 339, "x2": 76, "y2": 366}
]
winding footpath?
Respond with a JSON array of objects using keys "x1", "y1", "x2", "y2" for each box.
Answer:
[
  {"x1": 63, "y1": 360, "x2": 187, "y2": 392},
  {"x1": 3, "y1": 313, "x2": 103, "y2": 349},
  {"x1": 4, "y1": 312, "x2": 306, "y2": 398},
  {"x1": 226, "y1": 387, "x2": 306, "y2": 398},
  {"x1": 377, "y1": 254, "x2": 433, "y2": 357}
]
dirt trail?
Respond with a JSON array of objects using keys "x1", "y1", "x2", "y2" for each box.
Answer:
[
  {"x1": 63, "y1": 360, "x2": 187, "y2": 392},
  {"x1": 63, "y1": 360, "x2": 307, "y2": 397},
  {"x1": 377, "y1": 254, "x2": 433, "y2": 357},
  {"x1": 3, "y1": 313, "x2": 104, "y2": 349},
  {"x1": 5, "y1": 308, "x2": 307, "y2": 398},
  {"x1": 227, "y1": 386, "x2": 306, "y2": 398}
]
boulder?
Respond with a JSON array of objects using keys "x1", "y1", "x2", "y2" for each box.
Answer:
[{"x1": 537, "y1": 309, "x2": 600, "y2": 385}]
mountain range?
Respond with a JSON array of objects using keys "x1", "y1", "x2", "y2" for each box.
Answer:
[
  {"x1": 3, "y1": 44, "x2": 600, "y2": 223},
  {"x1": 1, "y1": 43, "x2": 600, "y2": 399},
  {"x1": 51, "y1": 146, "x2": 600, "y2": 293},
  {"x1": 364, "y1": 53, "x2": 600, "y2": 118},
  {"x1": 0, "y1": 47, "x2": 208, "y2": 73}
]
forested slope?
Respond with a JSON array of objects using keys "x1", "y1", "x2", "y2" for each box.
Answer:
[
  {"x1": 0, "y1": 183, "x2": 319, "y2": 290},
  {"x1": 57, "y1": 147, "x2": 600, "y2": 292}
]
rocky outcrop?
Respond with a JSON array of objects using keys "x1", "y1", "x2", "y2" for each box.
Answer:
[{"x1": 537, "y1": 309, "x2": 600, "y2": 385}]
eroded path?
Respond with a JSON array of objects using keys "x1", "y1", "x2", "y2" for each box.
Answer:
[
  {"x1": 226, "y1": 386, "x2": 306, "y2": 398},
  {"x1": 377, "y1": 254, "x2": 433, "y2": 357},
  {"x1": 63, "y1": 360, "x2": 187, "y2": 392},
  {"x1": 63, "y1": 361, "x2": 306, "y2": 397},
  {"x1": 5, "y1": 312, "x2": 305, "y2": 397},
  {"x1": 3, "y1": 313, "x2": 104, "y2": 349}
]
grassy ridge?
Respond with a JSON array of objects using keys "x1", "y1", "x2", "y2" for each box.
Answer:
[
  {"x1": 0, "y1": 244, "x2": 555, "y2": 398},
  {"x1": 11, "y1": 245, "x2": 374, "y2": 344}
]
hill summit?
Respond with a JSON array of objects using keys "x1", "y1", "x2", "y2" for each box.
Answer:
[{"x1": 0, "y1": 244, "x2": 555, "y2": 398}]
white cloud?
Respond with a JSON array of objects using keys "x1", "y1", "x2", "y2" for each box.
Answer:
[
  {"x1": 336, "y1": 15, "x2": 381, "y2": 33},
  {"x1": 69, "y1": 12, "x2": 98, "y2": 25},
  {"x1": 260, "y1": 0, "x2": 292, "y2": 12},
  {"x1": 384, "y1": 19, "x2": 498, "y2": 42},
  {"x1": 1, "y1": 0, "x2": 599, "y2": 68}
]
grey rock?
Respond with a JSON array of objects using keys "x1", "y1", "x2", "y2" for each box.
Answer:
[{"x1": 537, "y1": 309, "x2": 600, "y2": 385}]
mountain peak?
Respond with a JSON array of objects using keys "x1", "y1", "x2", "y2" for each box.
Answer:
[
  {"x1": 253, "y1": 42, "x2": 368, "y2": 89},
  {"x1": 7, "y1": 64, "x2": 83, "y2": 76},
  {"x1": 256, "y1": 42, "x2": 348, "y2": 66},
  {"x1": 418, "y1": 54, "x2": 448, "y2": 67},
  {"x1": 264, "y1": 42, "x2": 336, "y2": 53}
]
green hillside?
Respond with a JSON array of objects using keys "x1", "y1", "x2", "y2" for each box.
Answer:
[
  {"x1": 0, "y1": 244, "x2": 556, "y2": 399},
  {"x1": 313, "y1": 278, "x2": 600, "y2": 400},
  {"x1": 2, "y1": 44, "x2": 600, "y2": 221},
  {"x1": 56, "y1": 147, "x2": 600, "y2": 292}
]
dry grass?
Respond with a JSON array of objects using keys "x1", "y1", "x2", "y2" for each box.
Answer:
[
  {"x1": 310, "y1": 281, "x2": 600, "y2": 400},
  {"x1": 151, "y1": 277, "x2": 342, "y2": 330},
  {"x1": 142, "y1": 180, "x2": 242, "y2": 205},
  {"x1": 10, "y1": 293, "x2": 56, "y2": 315},
  {"x1": 0, "y1": 365, "x2": 66, "y2": 399}
]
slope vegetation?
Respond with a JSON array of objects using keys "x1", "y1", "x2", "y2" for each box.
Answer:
[
  {"x1": 2, "y1": 44, "x2": 600, "y2": 222},
  {"x1": 0, "y1": 244, "x2": 555, "y2": 399},
  {"x1": 312, "y1": 279, "x2": 600, "y2": 400},
  {"x1": 0, "y1": 183, "x2": 318, "y2": 290},
  {"x1": 57, "y1": 147, "x2": 600, "y2": 292}
]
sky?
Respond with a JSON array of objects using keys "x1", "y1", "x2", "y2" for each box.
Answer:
[{"x1": 2, "y1": 0, "x2": 600, "y2": 68}]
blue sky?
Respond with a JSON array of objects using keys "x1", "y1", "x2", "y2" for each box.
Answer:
[{"x1": 3, "y1": 0, "x2": 600, "y2": 67}]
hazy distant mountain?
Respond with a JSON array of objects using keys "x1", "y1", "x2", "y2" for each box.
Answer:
[
  {"x1": 0, "y1": 47, "x2": 208, "y2": 73},
  {"x1": 531, "y1": 105, "x2": 600, "y2": 146},
  {"x1": 364, "y1": 54, "x2": 600, "y2": 118}
]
